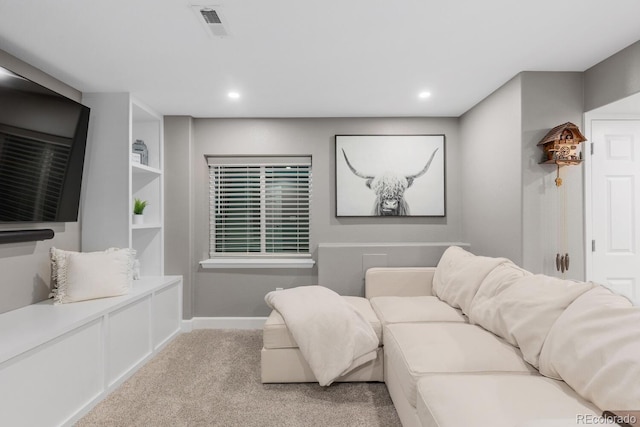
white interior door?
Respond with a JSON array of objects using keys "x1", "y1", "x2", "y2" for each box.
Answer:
[{"x1": 591, "y1": 119, "x2": 640, "y2": 303}]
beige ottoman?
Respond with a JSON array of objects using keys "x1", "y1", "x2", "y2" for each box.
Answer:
[{"x1": 261, "y1": 296, "x2": 384, "y2": 383}]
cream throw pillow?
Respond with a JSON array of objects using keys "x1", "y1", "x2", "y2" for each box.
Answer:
[
  {"x1": 53, "y1": 248, "x2": 134, "y2": 304},
  {"x1": 49, "y1": 247, "x2": 73, "y2": 296}
]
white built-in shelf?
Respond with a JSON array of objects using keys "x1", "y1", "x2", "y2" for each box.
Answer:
[
  {"x1": 0, "y1": 276, "x2": 182, "y2": 365},
  {"x1": 132, "y1": 163, "x2": 162, "y2": 176},
  {"x1": 131, "y1": 223, "x2": 162, "y2": 230},
  {"x1": 81, "y1": 94, "x2": 164, "y2": 277},
  {"x1": 130, "y1": 98, "x2": 164, "y2": 276},
  {"x1": 0, "y1": 276, "x2": 182, "y2": 427}
]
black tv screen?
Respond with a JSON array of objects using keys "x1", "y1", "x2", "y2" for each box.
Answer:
[{"x1": 0, "y1": 66, "x2": 90, "y2": 222}]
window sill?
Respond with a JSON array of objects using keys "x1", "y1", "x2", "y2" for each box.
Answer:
[{"x1": 199, "y1": 258, "x2": 316, "y2": 269}]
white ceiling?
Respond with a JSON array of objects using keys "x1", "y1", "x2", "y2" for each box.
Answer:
[{"x1": 1, "y1": 0, "x2": 640, "y2": 118}]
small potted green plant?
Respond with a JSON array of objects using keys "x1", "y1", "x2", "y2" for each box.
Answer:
[{"x1": 132, "y1": 198, "x2": 148, "y2": 225}]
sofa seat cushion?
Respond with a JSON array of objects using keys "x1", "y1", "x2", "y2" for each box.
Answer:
[
  {"x1": 416, "y1": 374, "x2": 600, "y2": 427},
  {"x1": 384, "y1": 323, "x2": 537, "y2": 408},
  {"x1": 370, "y1": 296, "x2": 467, "y2": 328},
  {"x1": 263, "y1": 296, "x2": 381, "y2": 349}
]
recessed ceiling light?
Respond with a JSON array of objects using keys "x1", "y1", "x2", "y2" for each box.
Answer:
[
  {"x1": 418, "y1": 91, "x2": 431, "y2": 99},
  {"x1": 228, "y1": 91, "x2": 240, "y2": 99}
]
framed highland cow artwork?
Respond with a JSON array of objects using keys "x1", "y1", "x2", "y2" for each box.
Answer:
[{"x1": 335, "y1": 134, "x2": 445, "y2": 217}]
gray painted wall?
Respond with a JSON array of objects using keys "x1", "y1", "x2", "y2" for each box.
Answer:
[
  {"x1": 0, "y1": 49, "x2": 83, "y2": 314},
  {"x1": 459, "y1": 72, "x2": 585, "y2": 277},
  {"x1": 164, "y1": 117, "x2": 462, "y2": 317},
  {"x1": 521, "y1": 72, "x2": 584, "y2": 279},
  {"x1": 80, "y1": 93, "x2": 131, "y2": 252},
  {"x1": 164, "y1": 116, "x2": 195, "y2": 319},
  {"x1": 459, "y1": 75, "x2": 523, "y2": 263},
  {"x1": 584, "y1": 40, "x2": 640, "y2": 112}
]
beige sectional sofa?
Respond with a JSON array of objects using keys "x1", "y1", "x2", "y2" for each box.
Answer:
[{"x1": 262, "y1": 246, "x2": 640, "y2": 427}]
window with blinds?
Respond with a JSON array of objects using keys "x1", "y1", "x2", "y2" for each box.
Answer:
[{"x1": 208, "y1": 156, "x2": 311, "y2": 257}]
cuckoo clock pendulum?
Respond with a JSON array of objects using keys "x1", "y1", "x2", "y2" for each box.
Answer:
[{"x1": 537, "y1": 122, "x2": 587, "y2": 274}]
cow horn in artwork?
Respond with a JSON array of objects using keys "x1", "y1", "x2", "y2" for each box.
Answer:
[
  {"x1": 341, "y1": 149, "x2": 374, "y2": 180},
  {"x1": 405, "y1": 148, "x2": 438, "y2": 187}
]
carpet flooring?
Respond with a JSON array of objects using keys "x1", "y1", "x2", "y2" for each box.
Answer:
[{"x1": 77, "y1": 330, "x2": 401, "y2": 427}]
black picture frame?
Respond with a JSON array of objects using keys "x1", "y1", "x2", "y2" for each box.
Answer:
[{"x1": 335, "y1": 134, "x2": 446, "y2": 217}]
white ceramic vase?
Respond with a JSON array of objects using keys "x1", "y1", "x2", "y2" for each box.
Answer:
[{"x1": 132, "y1": 214, "x2": 144, "y2": 225}]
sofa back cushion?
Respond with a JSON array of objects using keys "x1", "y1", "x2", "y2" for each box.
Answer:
[
  {"x1": 539, "y1": 286, "x2": 640, "y2": 410},
  {"x1": 432, "y1": 246, "x2": 508, "y2": 314},
  {"x1": 468, "y1": 273, "x2": 593, "y2": 368},
  {"x1": 467, "y1": 261, "x2": 531, "y2": 344}
]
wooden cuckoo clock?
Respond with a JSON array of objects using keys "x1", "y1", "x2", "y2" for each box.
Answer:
[{"x1": 537, "y1": 122, "x2": 587, "y2": 186}]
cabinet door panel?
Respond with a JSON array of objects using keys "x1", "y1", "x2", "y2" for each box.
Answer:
[
  {"x1": 153, "y1": 282, "x2": 181, "y2": 349},
  {"x1": 107, "y1": 296, "x2": 152, "y2": 386},
  {"x1": 0, "y1": 320, "x2": 103, "y2": 427}
]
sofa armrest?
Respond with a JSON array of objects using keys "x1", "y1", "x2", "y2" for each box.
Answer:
[{"x1": 365, "y1": 267, "x2": 435, "y2": 298}]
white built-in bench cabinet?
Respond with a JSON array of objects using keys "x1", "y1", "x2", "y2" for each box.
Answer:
[{"x1": 0, "y1": 276, "x2": 182, "y2": 427}]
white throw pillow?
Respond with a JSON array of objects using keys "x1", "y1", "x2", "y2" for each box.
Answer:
[
  {"x1": 51, "y1": 247, "x2": 137, "y2": 296},
  {"x1": 53, "y1": 248, "x2": 135, "y2": 304},
  {"x1": 49, "y1": 247, "x2": 74, "y2": 297},
  {"x1": 539, "y1": 285, "x2": 640, "y2": 410}
]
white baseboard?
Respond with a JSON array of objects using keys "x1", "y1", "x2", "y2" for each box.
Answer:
[
  {"x1": 189, "y1": 317, "x2": 267, "y2": 330},
  {"x1": 181, "y1": 319, "x2": 194, "y2": 333}
]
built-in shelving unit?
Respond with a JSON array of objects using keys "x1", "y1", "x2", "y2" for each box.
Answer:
[
  {"x1": 131, "y1": 223, "x2": 162, "y2": 230},
  {"x1": 131, "y1": 101, "x2": 164, "y2": 276},
  {"x1": 132, "y1": 163, "x2": 162, "y2": 175},
  {"x1": 81, "y1": 93, "x2": 164, "y2": 276}
]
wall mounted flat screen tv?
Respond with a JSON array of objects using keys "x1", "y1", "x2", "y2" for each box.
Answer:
[{"x1": 0, "y1": 66, "x2": 90, "y2": 222}]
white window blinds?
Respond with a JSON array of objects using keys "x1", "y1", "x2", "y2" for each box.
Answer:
[{"x1": 208, "y1": 156, "x2": 311, "y2": 257}]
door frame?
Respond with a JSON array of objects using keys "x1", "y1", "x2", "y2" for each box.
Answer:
[{"x1": 583, "y1": 112, "x2": 640, "y2": 282}]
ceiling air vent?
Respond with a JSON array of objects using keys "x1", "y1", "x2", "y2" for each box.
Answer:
[
  {"x1": 200, "y1": 8, "x2": 221, "y2": 24},
  {"x1": 192, "y1": 6, "x2": 230, "y2": 37}
]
